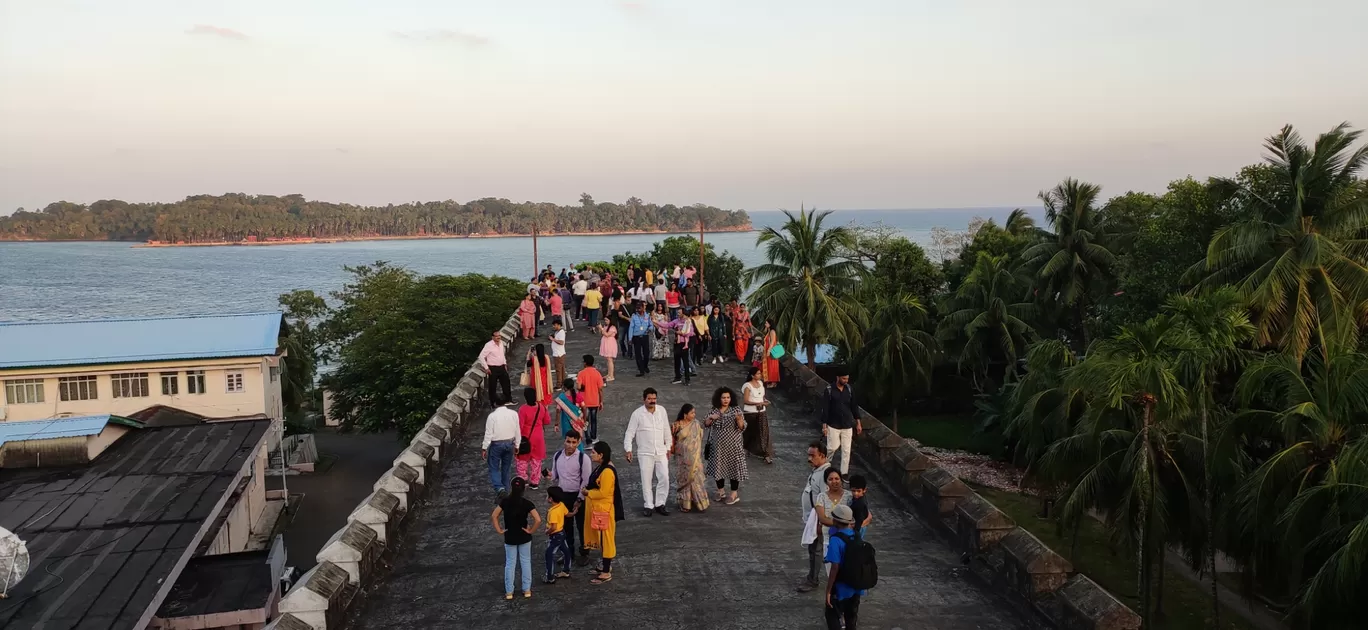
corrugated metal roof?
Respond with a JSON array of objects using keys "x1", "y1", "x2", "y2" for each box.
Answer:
[
  {"x1": 0, "y1": 312, "x2": 283, "y2": 369},
  {"x1": 0, "y1": 414, "x2": 112, "y2": 447}
]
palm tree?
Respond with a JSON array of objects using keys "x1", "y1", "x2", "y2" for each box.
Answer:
[
  {"x1": 852, "y1": 292, "x2": 938, "y2": 427},
  {"x1": 1165, "y1": 288, "x2": 1254, "y2": 627},
  {"x1": 1194, "y1": 123, "x2": 1368, "y2": 364},
  {"x1": 1048, "y1": 316, "x2": 1197, "y2": 629},
  {"x1": 1019, "y1": 178, "x2": 1117, "y2": 351},
  {"x1": 745, "y1": 207, "x2": 867, "y2": 367},
  {"x1": 937, "y1": 252, "x2": 1037, "y2": 391},
  {"x1": 1278, "y1": 437, "x2": 1368, "y2": 627}
]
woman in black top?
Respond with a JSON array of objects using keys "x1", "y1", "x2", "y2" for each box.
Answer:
[{"x1": 491, "y1": 477, "x2": 541, "y2": 600}]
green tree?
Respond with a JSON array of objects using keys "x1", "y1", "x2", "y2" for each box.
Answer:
[
  {"x1": 1019, "y1": 178, "x2": 1118, "y2": 351},
  {"x1": 1193, "y1": 123, "x2": 1368, "y2": 364},
  {"x1": 851, "y1": 292, "x2": 938, "y2": 425},
  {"x1": 1279, "y1": 437, "x2": 1368, "y2": 628},
  {"x1": 278, "y1": 289, "x2": 328, "y2": 416},
  {"x1": 937, "y1": 252, "x2": 1037, "y2": 391},
  {"x1": 321, "y1": 263, "x2": 525, "y2": 437},
  {"x1": 745, "y1": 208, "x2": 867, "y2": 367},
  {"x1": 943, "y1": 219, "x2": 1031, "y2": 291}
]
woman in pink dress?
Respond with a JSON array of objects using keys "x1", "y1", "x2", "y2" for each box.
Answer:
[
  {"x1": 599, "y1": 316, "x2": 619, "y2": 382},
  {"x1": 518, "y1": 293, "x2": 537, "y2": 339},
  {"x1": 515, "y1": 385, "x2": 549, "y2": 486}
]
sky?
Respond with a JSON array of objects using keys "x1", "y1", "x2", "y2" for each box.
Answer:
[{"x1": 1, "y1": 0, "x2": 1365, "y2": 214}]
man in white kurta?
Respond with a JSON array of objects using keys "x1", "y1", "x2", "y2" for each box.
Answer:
[{"x1": 624, "y1": 388, "x2": 673, "y2": 517}]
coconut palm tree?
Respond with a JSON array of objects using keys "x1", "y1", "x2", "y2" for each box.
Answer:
[
  {"x1": 1193, "y1": 123, "x2": 1368, "y2": 364},
  {"x1": 1047, "y1": 315, "x2": 1198, "y2": 629},
  {"x1": 937, "y1": 252, "x2": 1037, "y2": 391},
  {"x1": 852, "y1": 292, "x2": 938, "y2": 427},
  {"x1": 1165, "y1": 288, "x2": 1255, "y2": 627},
  {"x1": 745, "y1": 207, "x2": 867, "y2": 367},
  {"x1": 1019, "y1": 178, "x2": 1118, "y2": 351}
]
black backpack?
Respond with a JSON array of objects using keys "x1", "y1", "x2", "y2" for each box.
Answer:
[{"x1": 832, "y1": 532, "x2": 878, "y2": 590}]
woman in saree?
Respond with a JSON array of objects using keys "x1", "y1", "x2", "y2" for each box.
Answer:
[
  {"x1": 670, "y1": 403, "x2": 710, "y2": 512},
  {"x1": 651, "y1": 302, "x2": 672, "y2": 360},
  {"x1": 525, "y1": 344, "x2": 554, "y2": 406},
  {"x1": 553, "y1": 378, "x2": 585, "y2": 449},
  {"x1": 760, "y1": 319, "x2": 780, "y2": 388},
  {"x1": 732, "y1": 305, "x2": 752, "y2": 363},
  {"x1": 584, "y1": 441, "x2": 625, "y2": 584},
  {"x1": 518, "y1": 292, "x2": 537, "y2": 339}
]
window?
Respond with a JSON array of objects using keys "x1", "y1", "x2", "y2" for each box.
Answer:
[
  {"x1": 226, "y1": 370, "x2": 244, "y2": 393},
  {"x1": 58, "y1": 375, "x2": 99, "y2": 401},
  {"x1": 161, "y1": 372, "x2": 179, "y2": 396},
  {"x1": 269, "y1": 366, "x2": 280, "y2": 383},
  {"x1": 186, "y1": 370, "x2": 206, "y2": 394},
  {"x1": 111, "y1": 373, "x2": 150, "y2": 398},
  {"x1": 4, "y1": 379, "x2": 45, "y2": 404}
]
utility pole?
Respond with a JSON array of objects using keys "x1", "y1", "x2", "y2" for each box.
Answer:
[
  {"x1": 532, "y1": 221, "x2": 539, "y2": 280},
  {"x1": 698, "y1": 216, "x2": 705, "y2": 291}
]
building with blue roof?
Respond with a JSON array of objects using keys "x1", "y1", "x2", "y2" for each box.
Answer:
[{"x1": 0, "y1": 313, "x2": 288, "y2": 425}]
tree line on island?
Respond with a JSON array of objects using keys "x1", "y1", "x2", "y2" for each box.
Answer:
[
  {"x1": 272, "y1": 122, "x2": 1364, "y2": 630},
  {"x1": 0, "y1": 192, "x2": 750, "y2": 242}
]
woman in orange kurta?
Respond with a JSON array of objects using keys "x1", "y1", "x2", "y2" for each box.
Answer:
[
  {"x1": 584, "y1": 441, "x2": 624, "y2": 584},
  {"x1": 732, "y1": 307, "x2": 752, "y2": 363},
  {"x1": 760, "y1": 319, "x2": 780, "y2": 388}
]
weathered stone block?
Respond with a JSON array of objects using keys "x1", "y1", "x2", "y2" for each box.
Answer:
[
  {"x1": 1000, "y1": 527, "x2": 1074, "y2": 600},
  {"x1": 264, "y1": 612, "x2": 314, "y2": 630},
  {"x1": 857, "y1": 416, "x2": 894, "y2": 462},
  {"x1": 315, "y1": 522, "x2": 380, "y2": 584},
  {"x1": 955, "y1": 493, "x2": 1016, "y2": 553},
  {"x1": 278, "y1": 561, "x2": 352, "y2": 630},
  {"x1": 373, "y1": 463, "x2": 421, "y2": 509},
  {"x1": 393, "y1": 444, "x2": 434, "y2": 485},
  {"x1": 890, "y1": 443, "x2": 934, "y2": 492},
  {"x1": 348, "y1": 488, "x2": 403, "y2": 542},
  {"x1": 1056, "y1": 574, "x2": 1141, "y2": 630},
  {"x1": 919, "y1": 466, "x2": 971, "y2": 517},
  {"x1": 416, "y1": 421, "x2": 450, "y2": 447}
]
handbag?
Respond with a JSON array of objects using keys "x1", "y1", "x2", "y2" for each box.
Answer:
[
  {"x1": 769, "y1": 343, "x2": 786, "y2": 359},
  {"x1": 519, "y1": 371, "x2": 530, "y2": 386},
  {"x1": 517, "y1": 407, "x2": 544, "y2": 456},
  {"x1": 591, "y1": 510, "x2": 611, "y2": 531}
]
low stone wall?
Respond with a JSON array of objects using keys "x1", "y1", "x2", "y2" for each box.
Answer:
[
  {"x1": 266, "y1": 310, "x2": 523, "y2": 630},
  {"x1": 776, "y1": 355, "x2": 1140, "y2": 630}
]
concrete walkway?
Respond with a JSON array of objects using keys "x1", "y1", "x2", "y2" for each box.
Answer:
[{"x1": 352, "y1": 325, "x2": 1033, "y2": 629}]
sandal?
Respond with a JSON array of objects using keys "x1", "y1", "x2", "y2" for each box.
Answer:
[
  {"x1": 765, "y1": 457, "x2": 774, "y2": 465},
  {"x1": 590, "y1": 573, "x2": 613, "y2": 584},
  {"x1": 725, "y1": 494, "x2": 741, "y2": 505}
]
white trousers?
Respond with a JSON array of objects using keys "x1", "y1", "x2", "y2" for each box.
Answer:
[
  {"x1": 637, "y1": 452, "x2": 670, "y2": 508},
  {"x1": 826, "y1": 427, "x2": 855, "y2": 475}
]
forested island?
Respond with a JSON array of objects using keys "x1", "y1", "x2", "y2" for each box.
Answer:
[{"x1": 0, "y1": 193, "x2": 751, "y2": 244}]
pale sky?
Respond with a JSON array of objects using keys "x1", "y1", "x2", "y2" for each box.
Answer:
[{"x1": 1, "y1": 0, "x2": 1365, "y2": 214}]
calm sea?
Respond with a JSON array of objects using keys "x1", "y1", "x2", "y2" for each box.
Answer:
[{"x1": 0, "y1": 207, "x2": 1035, "y2": 322}]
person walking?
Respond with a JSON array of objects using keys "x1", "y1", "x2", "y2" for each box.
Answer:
[
  {"x1": 651, "y1": 303, "x2": 671, "y2": 360},
  {"x1": 741, "y1": 367, "x2": 774, "y2": 464},
  {"x1": 704, "y1": 387, "x2": 747, "y2": 505},
  {"x1": 690, "y1": 306, "x2": 710, "y2": 366},
  {"x1": 613, "y1": 291, "x2": 633, "y2": 359},
  {"x1": 629, "y1": 302, "x2": 653, "y2": 377},
  {"x1": 572, "y1": 274, "x2": 588, "y2": 321},
  {"x1": 732, "y1": 305, "x2": 752, "y2": 363},
  {"x1": 543, "y1": 487, "x2": 573, "y2": 584},
  {"x1": 553, "y1": 379, "x2": 585, "y2": 447},
  {"x1": 518, "y1": 292, "x2": 537, "y2": 339},
  {"x1": 547, "y1": 431, "x2": 594, "y2": 567},
  {"x1": 516, "y1": 387, "x2": 550, "y2": 487},
  {"x1": 624, "y1": 388, "x2": 673, "y2": 517},
  {"x1": 822, "y1": 368, "x2": 862, "y2": 480},
  {"x1": 654, "y1": 309, "x2": 695, "y2": 385},
  {"x1": 665, "y1": 283, "x2": 681, "y2": 319},
  {"x1": 549, "y1": 319, "x2": 567, "y2": 382},
  {"x1": 478, "y1": 331, "x2": 510, "y2": 408},
  {"x1": 491, "y1": 477, "x2": 541, "y2": 600},
  {"x1": 798, "y1": 441, "x2": 832, "y2": 592},
  {"x1": 482, "y1": 395, "x2": 521, "y2": 500},
  {"x1": 584, "y1": 441, "x2": 624, "y2": 584},
  {"x1": 760, "y1": 319, "x2": 781, "y2": 387},
  {"x1": 583, "y1": 282, "x2": 603, "y2": 331},
  {"x1": 599, "y1": 316, "x2": 619, "y2": 382},
  {"x1": 549, "y1": 285, "x2": 565, "y2": 331},
  {"x1": 558, "y1": 281, "x2": 575, "y2": 331},
  {"x1": 670, "y1": 404, "x2": 710, "y2": 513},
  {"x1": 823, "y1": 505, "x2": 867, "y2": 629},
  {"x1": 525, "y1": 344, "x2": 553, "y2": 405},
  {"x1": 708, "y1": 303, "x2": 727, "y2": 364},
  {"x1": 653, "y1": 278, "x2": 668, "y2": 312},
  {"x1": 576, "y1": 355, "x2": 605, "y2": 441}
]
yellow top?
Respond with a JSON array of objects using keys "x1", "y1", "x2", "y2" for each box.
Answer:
[
  {"x1": 546, "y1": 502, "x2": 568, "y2": 534},
  {"x1": 583, "y1": 289, "x2": 602, "y2": 310},
  {"x1": 691, "y1": 315, "x2": 709, "y2": 336},
  {"x1": 586, "y1": 467, "x2": 616, "y2": 508},
  {"x1": 645, "y1": 270, "x2": 654, "y2": 285}
]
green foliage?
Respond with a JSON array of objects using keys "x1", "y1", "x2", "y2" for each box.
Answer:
[
  {"x1": 942, "y1": 219, "x2": 1032, "y2": 290},
  {"x1": 0, "y1": 193, "x2": 751, "y2": 242},
  {"x1": 576, "y1": 235, "x2": 747, "y2": 301},
  {"x1": 1020, "y1": 178, "x2": 1119, "y2": 349},
  {"x1": 852, "y1": 292, "x2": 937, "y2": 414},
  {"x1": 318, "y1": 263, "x2": 525, "y2": 438},
  {"x1": 937, "y1": 252, "x2": 1037, "y2": 391},
  {"x1": 278, "y1": 289, "x2": 328, "y2": 414}
]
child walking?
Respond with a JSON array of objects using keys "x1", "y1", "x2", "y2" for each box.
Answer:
[
  {"x1": 491, "y1": 477, "x2": 541, "y2": 600},
  {"x1": 543, "y1": 487, "x2": 574, "y2": 583}
]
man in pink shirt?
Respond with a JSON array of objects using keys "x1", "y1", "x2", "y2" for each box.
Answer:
[
  {"x1": 549, "y1": 289, "x2": 564, "y2": 326},
  {"x1": 478, "y1": 330, "x2": 510, "y2": 406}
]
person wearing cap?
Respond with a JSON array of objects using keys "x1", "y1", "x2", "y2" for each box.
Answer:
[{"x1": 823, "y1": 504, "x2": 866, "y2": 629}]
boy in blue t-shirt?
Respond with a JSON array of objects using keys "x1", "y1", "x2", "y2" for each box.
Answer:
[{"x1": 824, "y1": 505, "x2": 866, "y2": 629}]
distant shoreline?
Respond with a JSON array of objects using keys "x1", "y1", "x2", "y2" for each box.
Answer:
[{"x1": 0, "y1": 226, "x2": 754, "y2": 248}]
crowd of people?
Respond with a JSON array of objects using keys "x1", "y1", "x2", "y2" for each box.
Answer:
[{"x1": 478, "y1": 268, "x2": 880, "y2": 627}]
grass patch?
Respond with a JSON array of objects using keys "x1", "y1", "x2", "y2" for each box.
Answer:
[
  {"x1": 976, "y1": 487, "x2": 1260, "y2": 630},
  {"x1": 896, "y1": 413, "x2": 1000, "y2": 456}
]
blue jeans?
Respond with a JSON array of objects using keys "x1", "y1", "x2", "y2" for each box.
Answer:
[
  {"x1": 586, "y1": 407, "x2": 600, "y2": 442},
  {"x1": 504, "y1": 542, "x2": 532, "y2": 593},
  {"x1": 545, "y1": 532, "x2": 571, "y2": 580},
  {"x1": 487, "y1": 440, "x2": 514, "y2": 493}
]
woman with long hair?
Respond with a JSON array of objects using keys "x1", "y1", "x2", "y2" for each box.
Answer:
[
  {"x1": 599, "y1": 314, "x2": 619, "y2": 382},
  {"x1": 760, "y1": 319, "x2": 780, "y2": 388},
  {"x1": 526, "y1": 344, "x2": 553, "y2": 405},
  {"x1": 670, "y1": 404, "x2": 710, "y2": 513},
  {"x1": 741, "y1": 366, "x2": 774, "y2": 464},
  {"x1": 584, "y1": 441, "x2": 625, "y2": 584},
  {"x1": 515, "y1": 387, "x2": 549, "y2": 486},
  {"x1": 553, "y1": 378, "x2": 585, "y2": 447},
  {"x1": 704, "y1": 387, "x2": 747, "y2": 505},
  {"x1": 491, "y1": 476, "x2": 541, "y2": 600},
  {"x1": 518, "y1": 292, "x2": 537, "y2": 339},
  {"x1": 650, "y1": 302, "x2": 671, "y2": 360},
  {"x1": 732, "y1": 304, "x2": 752, "y2": 363}
]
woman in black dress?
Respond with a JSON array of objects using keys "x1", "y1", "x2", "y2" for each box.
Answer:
[{"x1": 704, "y1": 387, "x2": 747, "y2": 505}]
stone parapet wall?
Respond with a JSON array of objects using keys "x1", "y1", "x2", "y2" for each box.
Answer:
[
  {"x1": 266, "y1": 310, "x2": 522, "y2": 630},
  {"x1": 775, "y1": 355, "x2": 1140, "y2": 630}
]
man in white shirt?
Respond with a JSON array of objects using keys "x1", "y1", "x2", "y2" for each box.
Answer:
[
  {"x1": 477, "y1": 331, "x2": 510, "y2": 407},
  {"x1": 572, "y1": 276, "x2": 589, "y2": 320},
  {"x1": 482, "y1": 400, "x2": 522, "y2": 500},
  {"x1": 624, "y1": 387, "x2": 673, "y2": 517},
  {"x1": 549, "y1": 319, "x2": 567, "y2": 382}
]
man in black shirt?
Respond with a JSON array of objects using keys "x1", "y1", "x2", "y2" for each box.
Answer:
[{"x1": 821, "y1": 368, "x2": 861, "y2": 480}]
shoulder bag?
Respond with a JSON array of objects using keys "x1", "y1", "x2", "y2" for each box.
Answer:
[{"x1": 517, "y1": 407, "x2": 544, "y2": 456}]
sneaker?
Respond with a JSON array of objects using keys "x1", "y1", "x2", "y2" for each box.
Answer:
[
  {"x1": 542, "y1": 577, "x2": 556, "y2": 585},
  {"x1": 671, "y1": 379, "x2": 683, "y2": 384},
  {"x1": 529, "y1": 483, "x2": 540, "y2": 490},
  {"x1": 796, "y1": 580, "x2": 818, "y2": 593}
]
